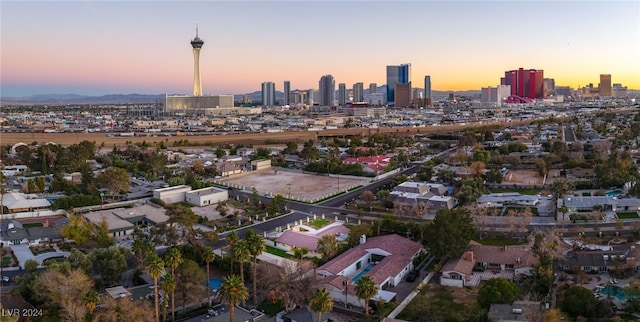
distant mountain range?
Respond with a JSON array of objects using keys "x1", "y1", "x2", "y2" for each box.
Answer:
[{"x1": 1, "y1": 88, "x2": 480, "y2": 105}]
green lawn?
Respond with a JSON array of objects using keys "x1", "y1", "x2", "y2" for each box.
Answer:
[
  {"x1": 257, "y1": 299, "x2": 285, "y2": 317},
  {"x1": 617, "y1": 212, "x2": 640, "y2": 219},
  {"x1": 308, "y1": 219, "x2": 331, "y2": 228},
  {"x1": 265, "y1": 246, "x2": 294, "y2": 259},
  {"x1": 23, "y1": 222, "x2": 44, "y2": 228},
  {"x1": 474, "y1": 238, "x2": 524, "y2": 246},
  {"x1": 1, "y1": 256, "x2": 12, "y2": 266},
  {"x1": 30, "y1": 247, "x2": 55, "y2": 255},
  {"x1": 43, "y1": 257, "x2": 67, "y2": 265}
]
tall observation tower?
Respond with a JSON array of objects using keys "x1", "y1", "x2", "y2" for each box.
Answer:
[{"x1": 191, "y1": 23, "x2": 204, "y2": 96}]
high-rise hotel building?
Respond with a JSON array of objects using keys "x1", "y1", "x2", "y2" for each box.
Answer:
[
  {"x1": 261, "y1": 82, "x2": 276, "y2": 106},
  {"x1": 386, "y1": 64, "x2": 411, "y2": 104},
  {"x1": 319, "y1": 75, "x2": 335, "y2": 106},
  {"x1": 599, "y1": 74, "x2": 612, "y2": 96},
  {"x1": 501, "y1": 68, "x2": 544, "y2": 99}
]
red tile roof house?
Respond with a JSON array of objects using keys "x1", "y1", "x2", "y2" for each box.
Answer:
[
  {"x1": 342, "y1": 155, "x2": 390, "y2": 174},
  {"x1": 272, "y1": 221, "x2": 350, "y2": 257},
  {"x1": 440, "y1": 241, "x2": 538, "y2": 288},
  {"x1": 316, "y1": 234, "x2": 423, "y2": 308}
]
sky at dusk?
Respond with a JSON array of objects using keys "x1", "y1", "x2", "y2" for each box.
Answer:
[{"x1": 1, "y1": 1, "x2": 639, "y2": 97}]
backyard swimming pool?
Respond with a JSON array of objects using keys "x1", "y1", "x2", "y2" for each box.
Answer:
[
  {"x1": 601, "y1": 286, "x2": 639, "y2": 301},
  {"x1": 353, "y1": 264, "x2": 374, "y2": 283},
  {"x1": 606, "y1": 189, "x2": 623, "y2": 197},
  {"x1": 209, "y1": 278, "x2": 223, "y2": 291}
]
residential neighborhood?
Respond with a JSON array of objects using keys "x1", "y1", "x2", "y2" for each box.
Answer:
[{"x1": 2, "y1": 104, "x2": 640, "y2": 322}]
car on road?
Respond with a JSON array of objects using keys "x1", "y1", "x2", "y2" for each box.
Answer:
[
  {"x1": 406, "y1": 270, "x2": 419, "y2": 282},
  {"x1": 1, "y1": 275, "x2": 9, "y2": 283}
]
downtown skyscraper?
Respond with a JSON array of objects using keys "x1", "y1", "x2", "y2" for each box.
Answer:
[
  {"x1": 424, "y1": 75, "x2": 432, "y2": 106},
  {"x1": 386, "y1": 63, "x2": 411, "y2": 104},
  {"x1": 353, "y1": 82, "x2": 364, "y2": 102},
  {"x1": 319, "y1": 75, "x2": 335, "y2": 106},
  {"x1": 261, "y1": 81, "x2": 276, "y2": 106},
  {"x1": 283, "y1": 81, "x2": 291, "y2": 105},
  {"x1": 338, "y1": 83, "x2": 347, "y2": 106},
  {"x1": 501, "y1": 68, "x2": 544, "y2": 99}
]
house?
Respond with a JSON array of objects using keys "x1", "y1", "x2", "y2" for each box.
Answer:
[
  {"x1": 1, "y1": 192, "x2": 51, "y2": 214},
  {"x1": 236, "y1": 147, "x2": 255, "y2": 158},
  {"x1": 153, "y1": 185, "x2": 192, "y2": 204},
  {"x1": 440, "y1": 241, "x2": 538, "y2": 288},
  {"x1": 488, "y1": 301, "x2": 543, "y2": 322},
  {"x1": 273, "y1": 221, "x2": 349, "y2": 256},
  {"x1": 559, "y1": 244, "x2": 640, "y2": 273},
  {"x1": 216, "y1": 161, "x2": 244, "y2": 177},
  {"x1": 560, "y1": 196, "x2": 640, "y2": 213},
  {"x1": 440, "y1": 251, "x2": 476, "y2": 288},
  {"x1": 0, "y1": 220, "x2": 65, "y2": 246},
  {"x1": 83, "y1": 204, "x2": 170, "y2": 238},
  {"x1": 343, "y1": 155, "x2": 390, "y2": 174},
  {"x1": 185, "y1": 186, "x2": 228, "y2": 207},
  {"x1": 390, "y1": 182, "x2": 454, "y2": 213},
  {"x1": 317, "y1": 234, "x2": 423, "y2": 307},
  {"x1": 250, "y1": 159, "x2": 271, "y2": 171},
  {"x1": 478, "y1": 193, "x2": 540, "y2": 207}
]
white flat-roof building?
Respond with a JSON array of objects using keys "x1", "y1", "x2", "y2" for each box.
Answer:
[
  {"x1": 185, "y1": 187, "x2": 228, "y2": 207},
  {"x1": 153, "y1": 185, "x2": 192, "y2": 204}
]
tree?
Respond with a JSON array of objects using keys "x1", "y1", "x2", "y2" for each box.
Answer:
[
  {"x1": 67, "y1": 248, "x2": 92, "y2": 275},
  {"x1": 232, "y1": 240, "x2": 250, "y2": 282},
  {"x1": 146, "y1": 253, "x2": 165, "y2": 322},
  {"x1": 89, "y1": 246, "x2": 129, "y2": 287},
  {"x1": 203, "y1": 247, "x2": 216, "y2": 305},
  {"x1": 34, "y1": 267, "x2": 93, "y2": 322},
  {"x1": 477, "y1": 277, "x2": 519, "y2": 309},
  {"x1": 218, "y1": 275, "x2": 249, "y2": 322},
  {"x1": 95, "y1": 219, "x2": 114, "y2": 247},
  {"x1": 163, "y1": 247, "x2": 183, "y2": 322},
  {"x1": 245, "y1": 229, "x2": 265, "y2": 305},
  {"x1": 359, "y1": 190, "x2": 375, "y2": 210},
  {"x1": 436, "y1": 168, "x2": 457, "y2": 185},
  {"x1": 175, "y1": 259, "x2": 206, "y2": 314},
  {"x1": 226, "y1": 230, "x2": 240, "y2": 273},
  {"x1": 132, "y1": 234, "x2": 155, "y2": 269},
  {"x1": 84, "y1": 290, "x2": 100, "y2": 315},
  {"x1": 269, "y1": 194, "x2": 286, "y2": 215},
  {"x1": 354, "y1": 275, "x2": 378, "y2": 316},
  {"x1": 60, "y1": 215, "x2": 93, "y2": 245},
  {"x1": 309, "y1": 288, "x2": 334, "y2": 322},
  {"x1": 160, "y1": 273, "x2": 176, "y2": 322},
  {"x1": 316, "y1": 234, "x2": 339, "y2": 260},
  {"x1": 469, "y1": 161, "x2": 486, "y2": 178},
  {"x1": 96, "y1": 167, "x2": 130, "y2": 198},
  {"x1": 416, "y1": 164, "x2": 434, "y2": 182},
  {"x1": 558, "y1": 286, "x2": 598, "y2": 318},
  {"x1": 95, "y1": 293, "x2": 154, "y2": 322},
  {"x1": 293, "y1": 247, "x2": 309, "y2": 260},
  {"x1": 424, "y1": 208, "x2": 476, "y2": 259},
  {"x1": 256, "y1": 260, "x2": 316, "y2": 312}
]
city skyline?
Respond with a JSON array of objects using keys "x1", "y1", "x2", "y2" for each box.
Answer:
[{"x1": 1, "y1": 1, "x2": 639, "y2": 97}]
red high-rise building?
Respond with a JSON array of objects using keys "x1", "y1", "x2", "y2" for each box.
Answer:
[{"x1": 501, "y1": 68, "x2": 544, "y2": 99}]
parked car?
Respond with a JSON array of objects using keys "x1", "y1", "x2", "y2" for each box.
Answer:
[
  {"x1": 1, "y1": 275, "x2": 10, "y2": 283},
  {"x1": 406, "y1": 270, "x2": 419, "y2": 282}
]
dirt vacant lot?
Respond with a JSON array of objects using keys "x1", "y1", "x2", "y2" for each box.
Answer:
[{"x1": 219, "y1": 169, "x2": 369, "y2": 202}]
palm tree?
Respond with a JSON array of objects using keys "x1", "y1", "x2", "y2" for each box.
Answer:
[
  {"x1": 245, "y1": 230, "x2": 265, "y2": 305},
  {"x1": 232, "y1": 240, "x2": 250, "y2": 283},
  {"x1": 309, "y1": 288, "x2": 334, "y2": 322},
  {"x1": 226, "y1": 230, "x2": 240, "y2": 273},
  {"x1": 218, "y1": 275, "x2": 249, "y2": 322},
  {"x1": 203, "y1": 247, "x2": 216, "y2": 306},
  {"x1": 84, "y1": 290, "x2": 101, "y2": 315},
  {"x1": 164, "y1": 247, "x2": 183, "y2": 322},
  {"x1": 354, "y1": 275, "x2": 378, "y2": 316},
  {"x1": 160, "y1": 273, "x2": 175, "y2": 322},
  {"x1": 146, "y1": 253, "x2": 165, "y2": 322}
]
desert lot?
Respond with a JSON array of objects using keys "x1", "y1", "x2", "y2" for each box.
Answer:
[{"x1": 219, "y1": 169, "x2": 370, "y2": 202}]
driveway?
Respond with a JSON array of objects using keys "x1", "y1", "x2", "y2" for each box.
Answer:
[
  {"x1": 9, "y1": 244, "x2": 34, "y2": 269},
  {"x1": 34, "y1": 252, "x2": 70, "y2": 265}
]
